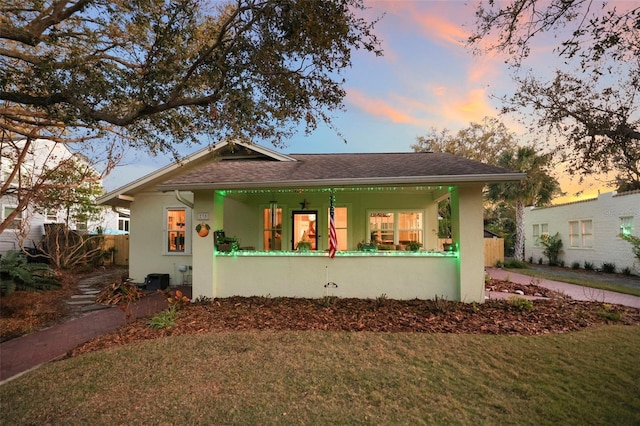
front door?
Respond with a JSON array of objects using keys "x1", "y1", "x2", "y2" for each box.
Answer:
[{"x1": 292, "y1": 210, "x2": 317, "y2": 250}]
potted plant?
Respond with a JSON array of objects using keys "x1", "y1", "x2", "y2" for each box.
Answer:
[
  {"x1": 406, "y1": 241, "x2": 422, "y2": 252},
  {"x1": 358, "y1": 240, "x2": 377, "y2": 252}
]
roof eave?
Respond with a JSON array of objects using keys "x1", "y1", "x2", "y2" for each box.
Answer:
[
  {"x1": 96, "y1": 139, "x2": 297, "y2": 206},
  {"x1": 156, "y1": 173, "x2": 526, "y2": 192}
]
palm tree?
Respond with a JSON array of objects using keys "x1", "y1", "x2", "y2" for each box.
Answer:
[{"x1": 487, "y1": 146, "x2": 561, "y2": 261}]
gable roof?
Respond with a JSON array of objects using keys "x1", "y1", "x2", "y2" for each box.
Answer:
[
  {"x1": 98, "y1": 140, "x2": 524, "y2": 207},
  {"x1": 159, "y1": 152, "x2": 521, "y2": 190}
]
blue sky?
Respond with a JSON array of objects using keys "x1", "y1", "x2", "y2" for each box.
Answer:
[{"x1": 103, "y1": 0, "x2": 614, "y2": 202}]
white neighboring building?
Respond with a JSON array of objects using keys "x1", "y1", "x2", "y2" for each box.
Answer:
[
  {"x1": 0, "y1": 139, "x2": 128, "y2": 255},
  {"x1": 524, "y1": 190, "x2": 640, "y2": 274}
]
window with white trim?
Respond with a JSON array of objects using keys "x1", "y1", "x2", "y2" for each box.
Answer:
[
  {"x1": 45, "y1": 210, "x2": 58, "y2": 222},
  {"x1": 2, "y1": 205, "x2": 22, "y2": 229},
  {"x1": 620, "y1": 216, "x2": 634, "y2": 237},
  {"x1": 118, "y1": 217, "x2": 130, "y2": 232},
  {"x1": 569, "y1": 219, "x2": 593, "y2": 248},
  {"x1": 166, "y1": 208, "x2": 189, "y2": 253},
  {"x1": 368, "y1": 210, "x2": 423, "y2": 246},
  {"x1": 532, "y1": 223, "x2": 548, "y2": 246}
]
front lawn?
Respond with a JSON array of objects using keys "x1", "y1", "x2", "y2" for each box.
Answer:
[{"x1": 1, "y1": 326, "x2": 639, "y2": 424}]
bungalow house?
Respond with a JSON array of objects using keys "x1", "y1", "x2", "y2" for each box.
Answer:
[
  {"x1": 1, "y1": 139, "x2": 127, "y2": 256},
  {"x1": 524, "y1": 190, "x2": 640, "y2": 274},
  {"x1": 97, "y1": 140, "x2": 523, "y2": 303}
]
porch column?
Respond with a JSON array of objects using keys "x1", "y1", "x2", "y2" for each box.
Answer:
[
  {"x1": 192, "y1": 190, "x2": 218, "y2": 299},
  {"x1": 450, "y1": 185, "x2": 485, "y2": 303}
]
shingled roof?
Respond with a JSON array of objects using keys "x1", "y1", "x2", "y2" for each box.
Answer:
[
  {"x1": 157, "y1": 151, "x2": 521, "y2": 190},
  {"x1": 98, "y1": 141, "x2": 524, "y2": 207}
]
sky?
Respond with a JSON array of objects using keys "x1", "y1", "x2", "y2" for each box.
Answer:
[{"x1": 103, "y1": 0, "x2": 616, "y2": 203}]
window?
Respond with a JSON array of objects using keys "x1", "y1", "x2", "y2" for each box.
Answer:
[
  {"x1": 45, "y1": 210, "x2": 58, "y2": 222},
  {"x1": 328, "y1": 206, "x2": 348, "y2": 250},
  {"x1": 2, "y1": 206, "x2": 22, "y2": 230},
  {"x1": 533, "y1": 223, "x2": 548, "y2": 246},
  {"x1": 263, "y1": 206, "x2": 283, "y2": 251},
  {"x1": 118, "y1": 217, "x2": 130, "y2": 232},
  {"x1": 293, "y1": 211, "x2": 317, "y2": 250},
  {"x1": 620, "y1": 216, "x2": 634, "y2": 237},
  {"x1": 569, "y1": 219, "x2": 593, "y2": 248},
  {"x1": 368, "y1": 210, "x2": 423, "y2": 246},
  {"x1": 167, "y1": 208, "x2": 187, "y2": 253},
  {"x1": 75, "y1": 219, "x2": 88, "y2": 232}
]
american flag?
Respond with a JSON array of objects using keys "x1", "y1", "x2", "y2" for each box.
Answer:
[{"x1": 329, "y1": 191, "x2": 337, "y2": 258}]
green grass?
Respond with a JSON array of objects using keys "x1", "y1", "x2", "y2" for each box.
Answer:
[
  {"x1": 1, "y1": 326, "x2": 639, "y2": 425},
  {"x1": 505, "y1": 268, "x2": 640, "y2": 297}
]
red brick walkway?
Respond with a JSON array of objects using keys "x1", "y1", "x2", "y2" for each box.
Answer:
[{"x1": 0, "y1": 291, "x2": 173, "y2": 384}]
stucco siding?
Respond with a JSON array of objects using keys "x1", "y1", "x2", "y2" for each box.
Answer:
[
  {"x1": 524, "y1": 191, "x2": 640, "y2": 273},
  {"x1": 129, "y1": 191, "x2": 194, "y2": 285},
  {"x1": 216, "y1": 255, "x2": 458, "y2": 300}
]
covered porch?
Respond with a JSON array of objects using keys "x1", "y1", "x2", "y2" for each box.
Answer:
[{"x1": 189, "y1": 184, "x2": 485, "y2": 303}]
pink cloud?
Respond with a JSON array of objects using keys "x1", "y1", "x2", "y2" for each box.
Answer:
[{"x1": 346, "y1": 88, "x2": 423, "y2": 125}]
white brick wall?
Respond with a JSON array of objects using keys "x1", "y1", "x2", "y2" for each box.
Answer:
[{"x1": 524, "y1": 191, "x2": 640, "y2": 274}]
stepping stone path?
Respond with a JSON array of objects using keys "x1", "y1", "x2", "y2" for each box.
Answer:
[{"x1": 65, "y1": 268, "x2": 128, "y2": 317}]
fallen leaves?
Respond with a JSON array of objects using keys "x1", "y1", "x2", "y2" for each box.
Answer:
[{"x1": 68, "y1": 295, "x2": 640, "y2": 358}]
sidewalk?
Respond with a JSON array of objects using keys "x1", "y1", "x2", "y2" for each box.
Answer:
[
  {"x1": 486, "y1": 267, "x2": 640, "y2": 309},
  {"x1": 0, "y1": 290, "x2": 182, "y2": 384}
]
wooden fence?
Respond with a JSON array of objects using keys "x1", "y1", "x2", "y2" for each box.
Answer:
[
  {"x1": 438, "y1": 238, "x2": 504, "y2": 267},
  {"x1": 101, "y1": 235, "x2": 129, "y2": 266}
]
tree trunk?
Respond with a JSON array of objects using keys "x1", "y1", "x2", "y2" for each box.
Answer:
[{"x1": 514, "y1": 200, "x2": 525, "y2": 261}]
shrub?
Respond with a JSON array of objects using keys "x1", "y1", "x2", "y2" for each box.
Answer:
[
  {"x1": 539, "y1": 233, "x2": 563, "y2": 266},
  {"x1": 601, "y1": 262, "x2": 616, "y2": 274},
  {"x1": 620, "y1": 234, "x2": 640, "y2": 261},
  {"x1": 621, "y1": 267, "x2": 632, "y2": 276},
  {"x1": 503, "y1": 259, "x2": 527, "y2": 269},
  {"x1": 598, "y1": 304, "x2": 622, "y2": 322},
  {"x1": 528, "y1": 256, "x2": 533, "y2": 264},
  {"x1": 508, "y1": 296, "x2": 534, "y2": 312},
  {"x1": 584, "y1": 261, "x2": 595, "y2": 271},
  {"x1": 148, "y1": 306, "x2": 179, "y2": 329},
  {"x1": 0, "y1": 250, "x2": 60, "y2": 295},
  {"x1": 571, "y1": 261, "x2": 581, "y2": 270},
  {"x1": 538, "y1": 257, "x2": 543, "y2": 264}
]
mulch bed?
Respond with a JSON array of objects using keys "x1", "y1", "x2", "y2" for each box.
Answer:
[{"x1": 69, "y1": 288, "x2": 640, "y2": 357}]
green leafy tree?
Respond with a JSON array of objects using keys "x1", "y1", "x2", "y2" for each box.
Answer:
[
  {"x1": 32, "y1": 158, "x2": 104, "y2": 227},
  {"x1": 1, "y1": 0, "x2": 381, "y2": 232},
  {"x1": 469, "y1": 1, "x2": 640, "y2": 190},
  {"x1": 1, "y1": 0, "x2": 381, "y2": 150},
  {"x1": 620, "y1": 234, "x2": 640, "y2": 263},
  {"x1": 539, "y1": 232, "x2": 563, "y2": 266},
  {"x1": 1, "y1": 139, "x2": 108, "y2": 234},
  {"x1": 485, "y1": 201, "x2": 516, "y2": 256},
  {"x1": 486, "y1": 146, "x2": 562, "y2": 261},
  {"x1": 413, "y1": 117, "x2": 520, "y2": 245},
  {"x1": 412, "y1": 117, "x2": 517, "y2": 164}
]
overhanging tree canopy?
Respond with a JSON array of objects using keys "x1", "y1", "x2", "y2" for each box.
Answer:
[
  {"x1": 469, "y1": 0, "x2": 639, "y2": 190},
  {"x1": 1, "y1": 0, "x2": 382, "y2": 151},
  {"x1": 0, "y1": 0, "x2": 382, "y2": 235}
]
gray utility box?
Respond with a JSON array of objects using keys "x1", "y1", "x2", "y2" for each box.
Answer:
[{"x1": 145, "y1": 273, "x2": 170, "y2": 290}]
